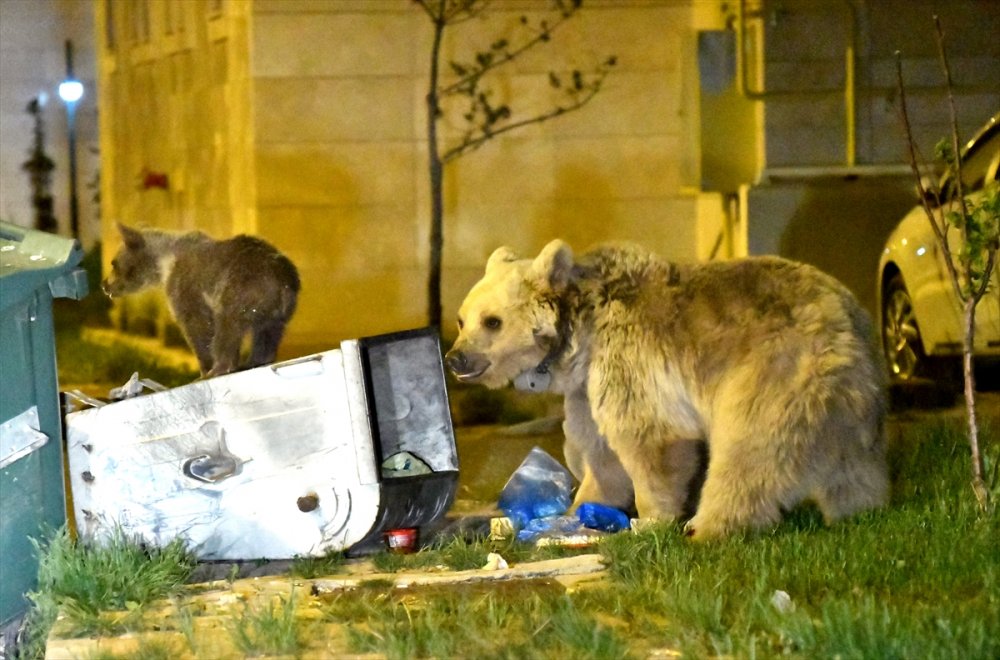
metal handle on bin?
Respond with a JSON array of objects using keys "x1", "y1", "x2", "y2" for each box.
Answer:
[{"x1": 183, "y1": 453, "x2": 241, "y2": 483}]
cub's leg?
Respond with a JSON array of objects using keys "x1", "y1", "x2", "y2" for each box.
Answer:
[
  {"x1": 205, "y1": 316, "x2": 244, "y2": 378},
  {"x1": 810, "y1": 411, "x2": 889, "y2": 523},
  {"x1": 247, "y1": 319, "x2": 288, "y2": 368},
  {"x1": 563, "y1": 391, "x2": 634, "y2": 512},
  {"x1": 168, "y1": 295, "x2": 215, "y2": 376}
]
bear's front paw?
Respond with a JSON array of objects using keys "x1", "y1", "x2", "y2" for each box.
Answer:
[{"x1": 682, "y1": 515, "x2": 727, "y2": 542}]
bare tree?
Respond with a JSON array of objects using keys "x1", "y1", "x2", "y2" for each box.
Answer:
[
  {"x1": 414, "y1": 0, "x2": 616, "y2": 329},
  {"x1": 894, "y1": 16, "x2": 999, "y2": 510}
]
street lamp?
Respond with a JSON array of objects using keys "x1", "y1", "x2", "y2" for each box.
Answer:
[{"x1": 58, "y1": 39, "x2": 83, "y2": 239}]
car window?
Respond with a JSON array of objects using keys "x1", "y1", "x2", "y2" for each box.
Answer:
[{"x1": 939, "y1": 124, "x2": 1000, "y2": 199}]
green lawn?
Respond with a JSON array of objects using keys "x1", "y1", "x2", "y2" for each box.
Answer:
[
  {"x1": 36, "y1": 292, "x2": 1000, "y2": 658},
  {"x1": 22, "y1": 415, "x2": 997, "y2": 659}
]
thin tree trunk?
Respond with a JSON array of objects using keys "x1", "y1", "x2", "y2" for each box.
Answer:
[
  {"x1": 426, "y1": 17, "x2": 445, "y2": 330},
  {"x1": 961, "y1": 299, "x2": 989, "y2": 509}
]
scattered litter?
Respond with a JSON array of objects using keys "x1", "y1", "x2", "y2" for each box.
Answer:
[
  {"x1": 481, "y1": 552, "x2": 508, "y2": 571},
  {"x1": 63, "y1": 374, "x2": 169, "y2": 412},
  {"x1": 381, "y1": 450, "x2": 433, "y2": 478},
  {"x1": 385, "y1": 528, "x2": 419, "y2": 554},
  {"x1": 313, "y1": 554, "x2": 606, "y2": 593},
  {"x1": 577, "y1": 502, "x2": 631, "y2": 532},
  {"x1": 770, "y1": 589, "x2": 794, "y2": 613},
  {"x1": 497, "y1": 446, "x2": 574, "y2": 529},
  {"x1": 516, "y1": 515, "x2": 606, "y2": 547},
  {"x1": 490, "y1": 516, "x2": 515, "y2": 541},
  {"x1": 63, "y1": 390, "x2": 107, "y2": 411},
  {"x1": 493, "y1": 450, "x2": 642, "y2": 547},
  {"x1": 108, "y1": 372, "x2": 167, "y2": 400}
]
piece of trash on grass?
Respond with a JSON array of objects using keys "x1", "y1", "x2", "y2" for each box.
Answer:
[
  {"x1": 770, "y1": 589, "x2": 794, "y2": 613},
  {"x1": 516, "y1": 515, "x2": 607, "y2": 547},
  {"x1": 497, "y1": 446, "x2": 574, "y2": 529},
  {"x1": 490, "y1": 516, "x2": 515, "y2": 541},
  {"x1": 381, "y1": 450, "x2": 433, "y2": 478},
  {"x1": 481, "y1": 552, "x2": 508, "y2": 570},
  {"x1": 385, "y1": 528, "x2": 419, "y2": 554},
  {"x1": 577, "y1": 501, "x2": 631, "y2": 532}
]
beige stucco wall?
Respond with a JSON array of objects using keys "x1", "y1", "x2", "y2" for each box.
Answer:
[
  {"x1": 250, "y1": 0, "x2": 710, "y2": 350},
  {"x1": 96, "y1": 0, "x2": 719, "y2": 354}
]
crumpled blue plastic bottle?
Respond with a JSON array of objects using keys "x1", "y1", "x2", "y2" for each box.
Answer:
[
  {"x1": 515, "y1": 515, "x2": 585, "y2": 543},
  {"x1": 576, "y1": 501, "x2": 631, "y2": 533},
  {"x1": 497, "y1": 446, "x2": 574, "y2": 529}
]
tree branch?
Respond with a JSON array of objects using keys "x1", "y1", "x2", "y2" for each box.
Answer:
[
  {"x1": 439, "y1": 5, "x2": 581, "y2": 98},
  {"x1": 441, "y1": 76, "x2": 606, "y2": 163},
  {"x1": 894, "y1": 52, "x2": 964, "y2": 303}
]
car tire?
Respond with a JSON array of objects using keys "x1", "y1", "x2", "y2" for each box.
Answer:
[
  {"x1": 882, "y1": 273, "x2": 929, "y2": 382},
  {"x1": 882, "y1": 273, "x2": 962, "y2": 401}
]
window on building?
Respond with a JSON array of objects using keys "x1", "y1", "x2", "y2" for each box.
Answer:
[
  {"x1": 208, "y1": 0, "x2": 225, "y2": 19},
  {"x1": 129, "y1": 0, "x2": 151, "y2": 44},
  {"x1": 103, "y1": 0, "x2": 116, "y2": 51}
]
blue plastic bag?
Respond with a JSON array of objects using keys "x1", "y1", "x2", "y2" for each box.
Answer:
[
  {"x1": 497, "y1": 446, "x2": 574, "y2": 529},
  {"x1": 577, "y1": 501, "x2": 631, "y2": 532}
]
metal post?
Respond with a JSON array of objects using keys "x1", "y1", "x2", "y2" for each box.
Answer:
[{"x1": 64, "y1": 40, "x2": 80, "y2": 239}]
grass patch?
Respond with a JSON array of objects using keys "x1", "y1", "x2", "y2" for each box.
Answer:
[
  {"x1": 54, "y1": 322, "x2": 197, "y2": 389},
  {"x1": 289, "y1": 550, "x2": 348, "y2": 579},
  {"x1": 322, "y1": 579, "x2": 627, "y2": 659},
  {"x1": 588, "y1": 420, "x2": 1000, "y2": 658},
  {"x1": 84, "y1": 637, "x2": 186, "y2": 660},
  {"x1": 369, "y1": 532, "x2": 580, "y2": 574},
  {"x1": 228, "y1": 590, "x2": 303, "y2": 657},
  {"x1": 18, "y1": 406, "x2": 998, "y2": 657},
  {"x1": 19, "y1": 527, "x2": 196, "y2": 658}
]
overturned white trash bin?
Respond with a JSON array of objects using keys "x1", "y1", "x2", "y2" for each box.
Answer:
[{"x1": 65, "y1": 327, "x2": 459, "y2": 559}]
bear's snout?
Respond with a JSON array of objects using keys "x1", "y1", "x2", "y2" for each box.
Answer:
[{"x1": 444, "y1": 348, "x2": 490, "y2": 382}]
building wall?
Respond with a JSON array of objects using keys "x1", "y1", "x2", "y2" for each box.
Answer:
[
  {"x1": 737, "y1": 0, "x2": 1000, "y2": 317},
  {"x1": 0, "y1": 0, "x2": 98, "y2": 245},
  {"x1": 95, "y1": 0, "x2": 257, "y2": 337},
  {"x1": 757, "y1": 0, "x2": 1000, "y2": 168},
  {"x1": 98, "y1": 0, "x2": 712, "y2": 353}
]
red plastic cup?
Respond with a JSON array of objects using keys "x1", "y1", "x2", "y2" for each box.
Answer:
[{"x1": 385, "y1": 527, "x2": 419, "y2": 554}]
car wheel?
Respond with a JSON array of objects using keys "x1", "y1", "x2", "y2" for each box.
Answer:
[{"x1": 882, "y1": 273, "x2": 927, "y2": 381}]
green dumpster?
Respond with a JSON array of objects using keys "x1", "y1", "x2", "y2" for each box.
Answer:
[{"x1": 0, "y1": 222, "x2": 88, "y2": 642}]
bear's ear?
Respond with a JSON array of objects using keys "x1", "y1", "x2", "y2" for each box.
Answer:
[
  {"x1": 117, "y1": 223, "x2": 145, "y2": 249},
  {"x1": 530, "y1": 239, "x2": 574, "y2": 292},
  {"x1": 485, "y1": 246, "x2": 519, "y2": 273}
]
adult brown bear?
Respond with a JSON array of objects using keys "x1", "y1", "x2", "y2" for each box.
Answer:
[{"x1": 446, "y1": 240, "x2": 889, "y2": 539}]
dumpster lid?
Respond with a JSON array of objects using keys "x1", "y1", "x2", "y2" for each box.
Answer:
[{"x1": 0, "y1": 222, "x2": 88, "y2": 308}]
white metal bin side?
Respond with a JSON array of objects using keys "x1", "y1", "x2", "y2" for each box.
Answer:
[{"x1": 65, "y1": 327, "x2": 459, "y2": 559}]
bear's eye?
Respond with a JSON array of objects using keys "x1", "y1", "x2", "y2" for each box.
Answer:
[
  {"x1": 457, "y1": 317, "x2": 464, "y2": 331},
  {"x1": 483, "y1": 316, "x2": 502, "y2": 330}
]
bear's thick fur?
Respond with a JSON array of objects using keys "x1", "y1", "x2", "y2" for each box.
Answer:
[{"x1": 446, "y1": 240, "x2": 889, "y2": 539}]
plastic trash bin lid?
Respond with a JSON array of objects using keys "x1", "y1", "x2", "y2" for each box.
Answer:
[{"x1": 0, "y1": 222, "x2": 88, "y2": 309}]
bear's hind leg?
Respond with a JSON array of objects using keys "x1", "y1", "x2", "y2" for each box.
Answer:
[
  {"x1": 170, "y1": 298, "x2": 215, "y2": 376},
  {"x1": 686, "y1": 432, "x2": 804, "y2": 539},
  {"x1": 811, "y1": 428, "x2": 889, "y2": 524},
  {"x1": 248, "y1": 319, "x2": 287, "y2": 368},
  {"x1": 205, "y1": 314, "x2": 245, "y2": 377}
]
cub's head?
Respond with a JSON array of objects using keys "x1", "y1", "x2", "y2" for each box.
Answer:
[
  {"x1": 102, "y1": 223, "x2": 161, "y2": 298},
  {"x1": 445, "y1": 239, "x2": 575, "y2": 389}
]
